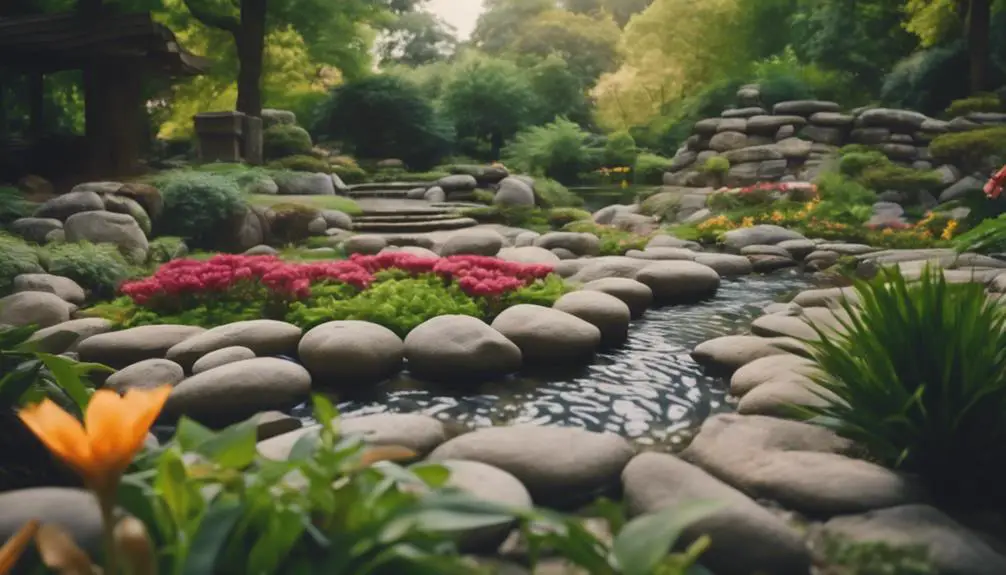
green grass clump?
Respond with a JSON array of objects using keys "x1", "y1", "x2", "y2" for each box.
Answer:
[
  {"x1": 267, "y1": 155, "x2": 331, "y2": 173},
  {"x1": 38, "y1": 241, "x2": 137, "y2": 300},
  {"x1": 930, "y1": 126, "x2": 1006, "y2": 173},
  {"x1": 0, "y1": 233, "x2": 44, "y2": 293},
  {"x1": 800, "y1": 266, "x2": 1006, "y2": 506},
  {"x1": 247, "y1": 194, "x2": 362, "y2": 216}
]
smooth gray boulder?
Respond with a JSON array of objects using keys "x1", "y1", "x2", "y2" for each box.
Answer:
[{"x1": 404, "y1": 315, "x2": 522, "y2": 381}]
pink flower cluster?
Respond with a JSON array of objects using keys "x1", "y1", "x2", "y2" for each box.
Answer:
[{"x1": 120, "y1": 252, "x2": 555, "y2": 306}]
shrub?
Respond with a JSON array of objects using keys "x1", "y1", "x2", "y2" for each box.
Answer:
[
  {"x1": 563, "y1": 221, "x2": 651, "y2": 255},
  {"x1": 267, "y1": 155, "x2": 330, "y2": 173},
  {"x1": 463, "y1": 206, "x2": 550, "y2": 232},
  {"x1": 195, "y1": 163, "x2": 277, "y2": 194},
  {"x1": 366, "y1": 170, "x2": 450, "y2": 183},
  {"x1": 815, "y1": 171, "x2": 877, "y2": 205},
  {"x1": 149, "y1": 171, "x2": 245, "y2": 249},
  {"x1": 930, "y1": 127, "x2": 1006, "y2": 173},
  {"x1": 535, "y1": 177, "x2": 583, "y2": 208},
  {"x1": 472, "y1": 189, "x2": 495, "y2": 204},
  {"x1": 146, "y1": 236, "x2": 188, "y2": 265},
  {"x1": 0, "y1": 186, "x2": 34, "y2": 227},
  {"x1": 547, "y1": 207, "x2": 592, "y2": 228},
  {"x1": 954, "y1": 213, "x2": 1006, "y2": 253},
  {"x1": 799, "y1": 266, "x2": 1006, "y2": 504},
  {"x1": 0, "y1": 233, "x2": 43, "y2": 294},
  {"x1": 603, "y1": 131, "x2": 638, "y2": 167},
  {"x1": 503, "y1": 117, "x2": 601, "y2": 183},
  {"x1": 318, "y1": 75, "x2": 454, "y2": 170},
  {"x1": 269, "y1": 203, "x2": 322, "y2": 244},
  {"x1": 838, "y1": 151, "x2": 890, "y2": 178},
  {"x1": 881, "y1": 43, "x2": 971, "y2": 117},
  {"x1": 858, "y1": 165, "x2": 944, "y2": 193},
  {"x1": 701, "y1": 156, "x2": 730, "y2": 175},
  {"x1": 39, "y1": 241, "x2": 136, "y2": 299},
  {"x1": 332, "y1": 164, "x2": 367, "y2": 184},
  {"x1": 634, "y1": 153, "x2": 674, "y2": 185},
  {"x1": 262, "y1": 124, "x2": 313, "y2": 160},
  {"x1": 946, "y1": 93, "x2": 1003, "y2": 117}
]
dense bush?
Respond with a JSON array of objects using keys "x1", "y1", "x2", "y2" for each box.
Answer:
[
  {"x1": 815, "y1": 172, "x2": 877, "y2": 205},
  {"x1": 838, "y1": 150, "x2": 890, "y2": 178},
  {"x1": 318, "y1": 75, "x2": 454, "y2": 170},
  {"x1": 930, "y1": 127, "x2": 1006, "y2": 173},
  {"x1": 563, "y1": 221, "x2": 651, "y2": 255},
  {"x1": 262, "y1": 124, "x2": 313, "y2": 160},
  {"x1": 195, "y1": 163, "x2": 276, "y2": 194},
  {"x1": 39, "y1": 241, "x2": 136, "y2": 299},
  {"x1": 146, "y1": 236, "x2": 188, "y2": 265},
  {"x1": 150, "y1": 171, "x2": 245, "y2": 249},
  {"x1": 880, "y1": 43, "x2": 971, "y2": 117},
  {"x1": 701, "y1": 156, "x2": 730, "y2": 175},
  {"x1": 547, "y1": 207, "x2": 592, "y2": 228},
  {"x1": 634, "y1": 153, "x2": 674, "y2": 185},
  {"x1": 462, "y1": 205, "x2": 550, "y2": 232},
  {"x1": 800, "y1": 266, "x2": 1006, "y2": 505},
  {"x1": 603, "y1": 131, "x2": 639, "y2": 167},
  {"x1": 332, "y1": 164, "x2": 367, "y2": 184},
  {"x1": 0, "y1": 233, "x2": 44, "y2": 294},
  {"x1": 858, "y1": 165, "x2": 944, "y2": 193},
  {"x1": 946, "y1": 93, "x2": 1004, "y2": 117},
  {"x1": 366, "y1": 170, "x2": 450, "y2": 183},
  {"x1": 535, "y1": 177, "x2": 583, "y2": 208},
  {"x1": 268, "y1": 203, "x2": 322, "y2": 244},
  {"x1": 267, "y1": 154, "x2": 331, "y2": 173},
  {"x1": 504, "y1": 117, "x2": 601, "y2": 183}
]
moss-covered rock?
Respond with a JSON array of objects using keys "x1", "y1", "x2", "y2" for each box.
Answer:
[
  {"x1": 267, "y1": 155, "x2": 331, "y2": 173},
  {"x1": 262, "y1": 124, "x2": 313, "y2": 160},
  {"x1": 930, "y1": 126, "x2": 1006, "y2": 173}
]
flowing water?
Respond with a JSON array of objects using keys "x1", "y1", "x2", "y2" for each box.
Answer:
[{"x1": 292, "y1": 271, "x2": 814, "y2": 443}]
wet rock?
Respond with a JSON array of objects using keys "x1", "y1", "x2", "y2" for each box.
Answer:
[
  {"x1": 792, "y1": 286, "x2": 859, "y2": 308},
  {"x1": 429, "y1": 425, "x2": 633, "y2": 507},
  {"x1": 405, "y1": 315, "x2": 522, "y2": 381},
  {"x1": 165, "y1": 358, "x2": 312, "y2": 425},
  {"x1": 553, "y1": 291, "x2": 631, "y2": 347},
  {"x1": 737, "y1": 378, "x2": 836, "y2": 416},
  {"x1": 77, "y1": 325, "x2": 206, "y2": 369},
  {"x1": 646, "y1": 234, "x2": 702, "y2": 251},
  {"x1": 625, "y1": 247, "x2": 698, "y2": 261},
  {"x1": 749, "y1": 254, "x2": 799, "y2": 273},
  {"x1": 623, "y1": 453, "x2": 812, "y2": 575},
  {"x1": 776, "y1": 238, "x2": 817, "y2": 259},
  {"x1": 491, "y1": 305, "x2": 601, "y2": 364},
  {"x1": 633, "y1": 261, "x2": 720, "y2": 303},
  {"x1": 166, "y1": 320, "x2": 302, "y2": 371},
  {"x1": 534, "y1": 232, "x2": 601, "y2": 257},
  {"x1": 298, "y1": 320, "x2": 403, "y2": 385},
  {"x1": 730, "y1": 354, "x2": 817, "y2": 397},
  {"x1": 692, "y1": 335, "x2": 793, "y2": 373},
  {"x1": 105, "y1": 359, "x2": 186, "y2": 393},
  {"x1": 191, "y1": 346, "x2": 256, "y2": 374},
  {"x1": 0, "y1": 291, "x2": 74, "y2": 328},
  {"x1": 694, "y1": 253, "x2": 754, "y2": 276},
  {"x1": 723, "y1": 225, "x2": 806, "y2": 251},
  {"x1": 580, "y1": 278, "x2": 653, "y2": 319},
  {"x1": 822, "y1": 505, "x2": 1006, "y2": 575},
  {"x1": 568, "y1": 256, "x2": 650, "y2": 283}
]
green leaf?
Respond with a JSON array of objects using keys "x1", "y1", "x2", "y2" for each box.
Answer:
[
  {"x1": 312, "y1": 394, "x2": 338, "y2": 429},
  {"x1": 196, "y1": 418, "x2": 259, "y2": 469},
  {"x1": 183, "y1": 497, "x2": 245, "y2": 575},
  {"x1": 612, "y1": 500, "x2": 721, "y2": 575},
  {"x1": 19, "y1": 329, "x2": 79, "y2": 355},
  {"x1": 175, "y1": 417, "x2": 215, "y2": 452},
  {"x1": 155, "y1": 450, "x2": 196, "y2": 528},
  {"x1": 36, "y1": 352, "x2": 92, "y2": 411},
  {"x1": 408, "y1": 462, "x2": 451, "y2": 488}
]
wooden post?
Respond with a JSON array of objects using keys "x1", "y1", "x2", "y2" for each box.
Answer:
[{"x1": 83, "y1": 60, "x2": 143, "y2": 177}]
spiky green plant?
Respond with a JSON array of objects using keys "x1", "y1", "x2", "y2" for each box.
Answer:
[{"x1": 799, "y1": 265, "x2": 1006, "y2": 504}]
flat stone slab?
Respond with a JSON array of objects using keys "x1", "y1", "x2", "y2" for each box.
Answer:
[{"x1": 351, "y1": 217, "x2": 479, "y2": 233}]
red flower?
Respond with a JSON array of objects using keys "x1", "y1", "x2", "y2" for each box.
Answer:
[{"x1": 985, "y1": 165, "x2": 1006, "y2": 200}]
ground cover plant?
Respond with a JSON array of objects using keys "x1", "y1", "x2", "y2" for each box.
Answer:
[{"x1": 89, "y1": 253, "x2": 569, "y2": 337}]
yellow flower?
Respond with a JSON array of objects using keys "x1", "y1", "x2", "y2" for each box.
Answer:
[
  {"x1": 0, "y1": 520, "x2": 39, "y2": 573},
  {"x1": 741, "y1": 217, "x2": 755, "y2": 228},
  {"x1": 941, "y1": 219, "x2": 958, "y2": 241},
  {"x1": 19, "y1": 387, "x2": 171, "y2": 495}
]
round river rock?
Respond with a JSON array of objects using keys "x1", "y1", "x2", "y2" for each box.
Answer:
[
  {"x1": 298, "y1": 320, "x2": 404, "y2": 385},
  {"x1": 404, "y1": 315, "x2": 522, "y2": 382},
  {"x1": 490, "y1": 304, "x2": 601, "y2": 365}
]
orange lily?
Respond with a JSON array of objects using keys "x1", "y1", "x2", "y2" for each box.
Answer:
[
  {"x1": 0, "y1": 520, "x2": 39, "y2": 574},
  {"x1": 19, "y1": 386, "x2": 171, "y2": 495}
]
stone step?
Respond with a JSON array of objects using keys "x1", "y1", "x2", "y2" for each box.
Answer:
[
  {"x1": 348, "y1": 189, "x2": 412, "y2": 199},
  {"x1": 349, "y1": 182, "x2": 432, "y2": 192},
  {"x1": 351, "y1": 217, "x2": 479, "y2": 233},
  {"x1": 360, "y1": 207, "x2": 458, "y2": 217},
  {"x1": 355, "y1": 213, "x2": 463, "y2": 223}
]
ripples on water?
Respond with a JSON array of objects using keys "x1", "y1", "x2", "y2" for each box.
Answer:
[{"x1": 295, "y1": 272, "x2": 814, "y2": 442}]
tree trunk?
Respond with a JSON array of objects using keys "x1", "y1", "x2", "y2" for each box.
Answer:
[
  {"x1": 235, "y1": 0, "x2": 267, "y2": 118},
  {"x1": 490, "y1": 131, "x2": 503, "y2": 160},
  {"x1": 969, "y1": 0, "x2": 991, "y2": 93}
]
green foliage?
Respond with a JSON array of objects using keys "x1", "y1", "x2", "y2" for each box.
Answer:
[
  {"x1": 946, "y1": 93, "x2": 1004, "y2": 117},
  {"x1": 286, "y1": 275, "x2": 483, "y2": 336},
  {"x1": 563, "y1": 221, "x2": 651, "y2": 255},
  {"x1": 462, "y1": 206, "x2": 551, "y2": 232},
  {"x1": 147, "y1": 237, "x2": 189, "y2": 265},
  {"x1": 0, "y1": 186, "x2": 34, "y2": 227},
  {"x1": 700, "y1": 156, "x2": 729, "y2": 175},
  {"x1": 818, "y1": 535, "x2": 936, "y2": 575},
  {"x1": 930, "y1": 126, "x2": 1006, "y2": 173},
  {"x1": 503, "y1": 117, "x2": 600, "y2": 183},
  {"x1": 815, "y1": 172, "x2": 877, "y2": 205},
  {"x1": 319, "y1": 75, "x2": 455, "y2": 170},
  {"x1": 38, "y1": 242, "x2": 137, "y2": 300},
  {"x1": 526, "y1": 54, "x2": 592, "y2": 125},
  {"x1": 266, "y1": 154, "x2": 331, "y2": 173},
  {"x1": 547, "y1": 207, "x2": 592, "y2": 228},
  {"x1": 633, "y1": 153, "x2": 674, "y2": 185},
  {"x1": 535, "y1": 177, "x2": 585, "y2": 208},
  {"x1": 0, "y1": 233, "x2": 44, "y2": 294},
  {"x1": 799, "y1": 266, "x2": 1006, "y2": 503},
  {"x1": 262, "y1": 124, "x2": 314, "y2": 160},
  {"x1": 753, "y1": 48, "x2": 864, "y2": 106},
  {"x1": 639, "y1": 191, "x2": 681, "y2": 221},
  {"x1": 603, "y1": 131, "x2": 639, "y2": 167},
  {"x1": 880, "y1": 43, "x2": 970, "y2": 117},
  {"x1": 472, "y1": 189, "x2": 496, "y2": 204},
  {"x1": 194, "y1": 163, "x2": 277, "y2": 194},
  {"x1": 858, "y1": 165, "x2": 944, "y2": 193},
  {"x1": 332, "y1": 164, "x2": 367, "y2": 184},
  {"x1": 953, "y1": 213, "x2": 1006, "y2": 254},
  {"x1": 838, "y1": 151, "x2": 890, "y2": 178},
  {"x1": 366, "y1": 170, "x2": 450, "y2": 183},
  {"x1": 150, "y1": 171, "x2": 245, "y2": 249}
]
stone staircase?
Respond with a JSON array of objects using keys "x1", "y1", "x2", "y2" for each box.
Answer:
[
  {"x1": 352, "y1": 203, "x2": 480, "y2": 234},
  {"x1": 347, "y1": 182, "x2": 430, "y2": 199}
]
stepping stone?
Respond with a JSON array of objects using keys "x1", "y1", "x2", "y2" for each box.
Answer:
[{"x1": 351, "y1": 217, "x2": 479, "y2": 233}]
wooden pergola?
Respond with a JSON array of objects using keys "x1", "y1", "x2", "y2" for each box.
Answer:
[{"x1": 0, "y1": 10, "x2": 209, "y2": 179}]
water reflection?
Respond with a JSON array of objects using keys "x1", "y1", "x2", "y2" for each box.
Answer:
[{"x1": 293, "y1": 272, "x2": 813, "y2": 442}]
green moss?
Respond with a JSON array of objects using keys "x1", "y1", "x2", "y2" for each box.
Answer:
[
  {"x1": 332, "y1": 164, "x2": 367, "y2": 184},
  {"x1": 267, "y1": 155, "x2": 331, "y2": 173},
  {"x1": 547, "y1": 207, "x2": 592, "y2": 228},
  {"x1": 147, "y1": 237, "x2": 188, "y2": 265},
  {"x1": 930, "y1": 126, "x2": 1006, "y2": 173},
  {"x1": 535, "y1": 178, "x2": 583, "y2": 208},
  {"x1": 633, "y1": 153, "x2": 673, "y2": 185},
  {"x1": 945, "y1": 93, "x2": 1003, "y2": 117},
  {"x1": 838, "y1": 151, "x2": 891, "y2": 178},
  {"x1": 858, "y1": 164, "x2": 944, "y2": 192},
  {"x1": 246, "y1": 194, "x2": 362, "y2": 216},
  {"x1": 148, "y1": 170, "x2": 245, "y2": 249},
  {"x1": 472, "y1": 189, "x2": 495, "y2": 204},
  {"x1": 639, "y1": 190, "x2": 683, "y2": 221},
  {"x1": 700, "y1": 156, "x2": 730, "y2": 175}
]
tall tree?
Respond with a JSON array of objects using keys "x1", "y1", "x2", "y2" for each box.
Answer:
[
  {"x1": 376, "y1": 9, "x2": 457, "y2": 66},
  {"x1": 904, "y1": 0, "x2": 996, "y2": 93},
  {"x1": 471, "y1": 0, "x2": 554, "y2": 54},
  {"x1": 508, "y1": 9, "x2": 621, "y2": 84}
]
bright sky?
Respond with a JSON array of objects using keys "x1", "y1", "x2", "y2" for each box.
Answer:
[{"x1": 427, "y1": 0, "x2": 485, "y2": 40}]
